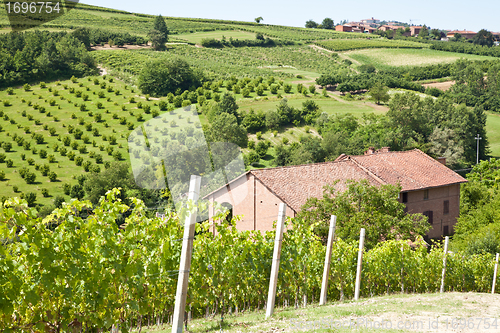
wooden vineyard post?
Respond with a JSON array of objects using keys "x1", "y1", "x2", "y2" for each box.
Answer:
[
  {"x1": 440, "y1": 236, "x2": 449, "y2": 294},
  {"x1": 171, "y1": 175, "x2": 201, "y2": 333},
  {"x1": 354, "y1": 228, "x2": 365, "y2": 301},
  {"x1": 492, "y1": 253, "x2": 499, "y2": 294},
  {"x1": 265, "y1": 203, "x2": 287, "y2": 319},
  {"x1": 319, "y1": 215, "x2": 336, "y2": 305}
]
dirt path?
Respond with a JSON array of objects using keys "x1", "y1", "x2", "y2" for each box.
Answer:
[
  {"x1": 422, "y1": 81, "x2": 455, "y2": 91},
  {"x1": 97, "y1": 65, "x2": 107, "y2": 76},
  {"x1": 91, "y1": 43, "x2": 151, "y2": 51}
]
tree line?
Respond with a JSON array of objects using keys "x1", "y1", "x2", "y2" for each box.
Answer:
[
  {"x1": 200, "y1": 34, "x2": 294, "y2": 48},
  {"x1": 263, "y1": 92, "x2": 487, "y2": 170},
  {"x1": 0, "y1": 30, "x2": 98, "y2": 87}
]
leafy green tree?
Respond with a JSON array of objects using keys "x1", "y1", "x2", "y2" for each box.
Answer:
[
  {"x1": 473, "y1": 29, "x2": 494, "y2": 47},
  {"x1": 206, "y1": 113, "x2": 248, "y2": 148},
  {"x1": 255, "y1": 140, "x2": 270, "y2": 158},
  {"x1": 265, "y1": 110, "x2": 281, "y2": 130},
  {"x1": 242, "y1": 109, "x2": 265, "y2": 132},
  {"x1": 274, "y1": 143, "x2": 292, "y2": 166},
  {"x1": 321, "y1": 18, "x2": 334, "y2": 29},
  {"x1": 369, "y1": 82, "x2": 390, "y2": 105},
  {"x1": 301, "y1": 100, "x2": 320, "y2": 124},
  {"x1": 71, "y1": 28, "x2": 91, "y2": 50},
  {"x1": 298, "y1": 180, "x2": 429, "y2": 249},
  {"x1": 138, "y1": 58, "x2": 203, "y2": 97},
  {"x1": 83, "y1": 162, "x2": 136, "y2": 204},
  {"x1": 25, "y1": 192, "x2": 37, "y2": 207},
  {"x1": 430, "y1": 28, "x2": 442, "y2": 40},
  {"x1": 452, "y1": 159, "x2": 500, "y2": 254},
  {"x1": 255, "y1": 16, "x2": 263, "y2": 23},
  {"x1": 451, "y1": 32, "x2": 463, "y2": 42},
  {"x1": 419, "y1": 25, "x2": 429, "y2": 38},
  {"x1": 305, "y1": 20, "x2": 318, "y2": 28},
  {"x1": 217, "y1": 93, "x2": 240, "y2": 123},
  {"x1": 428, "y1": 127, "x2": 464, "y2": 168}
]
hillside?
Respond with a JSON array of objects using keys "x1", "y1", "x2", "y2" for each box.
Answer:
[{"x1": 1, "y1": 2, "x2": 500, "y2": 207}]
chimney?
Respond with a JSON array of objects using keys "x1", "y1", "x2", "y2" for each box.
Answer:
[
  {"x1": 364, "y1": 147, "x2": 376, "y2": 155},
  {"x1": 437, "y1": 157, "x2": 446, "y2": 165},
  {"x1": 378, "y1": 147, "x2": 391, "y2": 153}
]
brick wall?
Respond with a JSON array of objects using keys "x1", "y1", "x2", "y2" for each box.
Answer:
[{"x1": 401, "y1": 184, "x2": 460, "y2": 238}]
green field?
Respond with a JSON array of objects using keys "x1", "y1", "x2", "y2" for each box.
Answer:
[
  {"x1": 486, "y1": 112, "x2": 500, "y2": 158},
  {"x1": 0, "y1": 77, "x2": 176, "y2": 207},
  {"x1": 346, "y1": 48, "x2": 497, "y2": 69},
  {"x1": 176, "y1": 30, "x2": 258, "y2": 44},
  {"x1": 239, "y1": 95, "x2": 377, "y2": 116},
  {"x1": 315, "y1": 38, "x2": 427, "y2": 52}
]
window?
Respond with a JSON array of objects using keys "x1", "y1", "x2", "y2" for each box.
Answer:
[
  {"x1": 423, "y1": 210, "x2": 433, "y2": 224},
  {"x1": 443, "y1": 225, "x2": 449, "y2": 235},
  {"x1": 423, "y1": 189, "x2": 429, "y2": 200},
  {"x1": 443, "y1": 200, "x2": 449, "y2": 214},
  {"x1": 221, "y1": 202, "x2": 233, "y2": 225},
  {"x1": 402, "y1": 192, "x2": 408, "y2": 203}
]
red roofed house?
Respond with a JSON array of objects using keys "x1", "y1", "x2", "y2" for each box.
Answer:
[
  {"x1": 205, "y1": 148, "x2": 467, "y2": 239},
  {"x1": 446, "y1": 30, "x2": 477, "y2": 40}
]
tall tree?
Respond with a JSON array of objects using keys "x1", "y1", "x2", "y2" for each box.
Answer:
[
  {"x1": 473, "y1": 29, "x2": 494, "y2": 47},
  {"x1": 149, "y1": 15, "x2": 168, "y2": 51},
  {"x1": 321, "y1": 18, "x2": 334, "y2": 30},
  {"x1": 369, "y1": 82, "x2": 390, "y2": 105},
  {"x1": 419, "y1": 25, "x2": 429, "y2": 38}
]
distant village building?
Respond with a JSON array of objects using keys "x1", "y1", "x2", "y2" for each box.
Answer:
[
  {"x1": 335, "y1": 25, "x2": 353, "y2": 32},
  {"x1": 360, "y1": 17, "x2": 380, "y2": 27},
  {"x1": 205, "y1": 148, "x2": 467, "y2": 239},
  {"x1": 446, "y1": 30, "x2": 477, "y2": 39},
  {"x1": 336, "y1": 23, "x2": 375, "y2": 34},
  {"x1": 410, "y1": 26, "x2": 423, "y2": 36}
]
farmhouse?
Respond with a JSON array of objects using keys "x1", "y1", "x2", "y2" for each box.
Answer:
[
  {"x1": 446, "y1": 30, "x2": 477, "y2": 40},
  {"x1": 335, "y1": 25, "x2": 353, "y2": 32},
  {"x1": 205, "y1": 148, "x2": 467, "y2": 239},
  {"x1": 410, "y1": 26, "x2": 423, "y2": 36}
]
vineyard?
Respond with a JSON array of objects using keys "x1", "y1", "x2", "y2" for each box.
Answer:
[
  {"x1": 0, "y1": 193, "x2": 498, "y2": 332},
  {"x1": 92, "y1": 45, "x2": 347, "y2": 82},
  {"x1": 228, "y1": 24, "x2": 379, "y2": 42},
  {"x1": 346, "y1": 48, "x2": 498, "y2": 70},
  {"x1": 315, "y1": 38, "x2": 428, "y2": 52}
]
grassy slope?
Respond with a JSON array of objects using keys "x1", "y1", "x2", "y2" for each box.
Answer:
[
  {"x1": 141, "y1": 292, "x2": 500, "y2": 333},
  {"x1": 486, "y1": 112, "x2": 500, "y2": 158},
  {"x1": 0, "y1": 77, "x2": 174, "y2": 206},
  {"x1": 1, "y1": 2, "x2": 500, "y2": 201},
  {"x1": 346, "y1": 48, "x2": 497, "y2": 70}
]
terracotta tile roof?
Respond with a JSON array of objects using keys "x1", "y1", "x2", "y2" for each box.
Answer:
[
  {"x1": 205, "y1": 148, "x2": 467, "y2": 212},
  {"x1": 249, "y1": 159, "x2": 382, "y2": 212},
  {"x1": 446, "y1": 30, "x2": 476, "y2": 35},
  {"x1": 348, "y1": 149, "x2": 467, "y2": 192}
]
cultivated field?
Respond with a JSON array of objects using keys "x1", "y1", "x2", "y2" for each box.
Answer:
[
  {"x1": 176, "y1": 30, "x2": 258, "y2": 44},
  {"x1": 346, "y1": 48, "x2": 497, "y2": 69}
]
